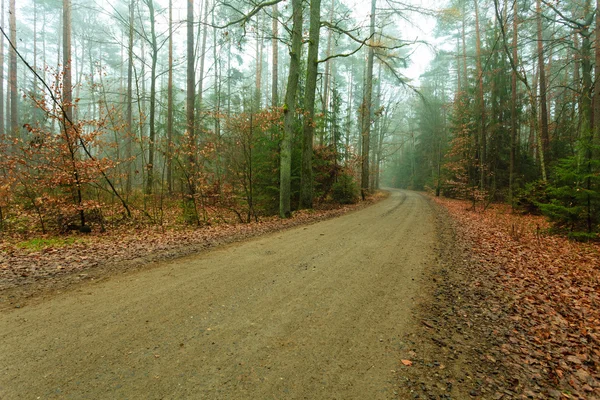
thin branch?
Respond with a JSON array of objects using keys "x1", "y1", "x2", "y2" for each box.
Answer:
[
  {"x1": 0, "y1": 25, "x2": 132, "y2": 218},
  {"x1": 210, "y1": 0, "x2": 283, "y2": 29}
]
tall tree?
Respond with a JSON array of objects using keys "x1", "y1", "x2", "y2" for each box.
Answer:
[
  {"x1": 321, "y1": 0, "x2": 334, "y2": 145},
  {"x1": 144, "y1": 0, "x2": 158, "y2": 195},
  {"x1": 509, "y1": 0, "x2": 518, "y2": 202},
  {"x1": 63, "y1": 0, "x2": 72, "y2": 122},
  {"x1": 594, "y1": 0, "x2": 600, "y2": 140},
  {"x1": 536, "y1": 0, "x2": 549, "y2": 158},
  {"x1": 197, "y1": 0, "x2": 209, "y2": 116},
  {"x1": 299, "y1": 0, "x2": 321, "y2": 209},
  {"x1": 254, "y1": 14, "x2": 263, "y2": 108},
  {"x1": 271, "y1": 3, "x2": 278, "y2": 107},
  {"x1": 166, "y1": 0, "x2": 174, "y2": 193},
  {"x1": 473, "y1": 0, "x2": 485, "y2": 189},
  {"x1": 279, "y1": 0, "x2": 303, "y2": 218},
  {"x1": 125, "y1": 0, "x2": 135, "y2": 194},
  {"x1": 187, "y1": 0, "x2": 195, "y2": 169},
  {"x1": 8, "y1": 0, "x2": 16, "y2": 136},
  {"x1": 360, "y1": 0, "x2": 376, "y2": 194},
  {"x1": 0, "y1": 0, "x2": 4, "y2": 137}
]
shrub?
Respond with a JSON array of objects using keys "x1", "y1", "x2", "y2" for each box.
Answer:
[
  {"x1": 514, "y1": 180, "x2": 549, "y2": 215},
  {"x1": 332, "y1": 174, "x2": 359, "y2": 204}
]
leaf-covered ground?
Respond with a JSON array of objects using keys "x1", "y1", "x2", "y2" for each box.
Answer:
[
  {"x1": 421, "y1": 197, "x2": 600, "y2": 399},
  {"x1": 0, "y1": 195, "x2": 384, "y2": 310}
]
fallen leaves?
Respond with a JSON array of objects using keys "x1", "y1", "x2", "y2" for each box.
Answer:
[
  {"x1": 434, "y1": 196, "x2": 600, "y2": 399},
  {"x1": 401, "y1": 359, "x2": 413, "y2": 366},
  {"x1": 0, "y1": 196, "x2": 382, "y2": 309}
]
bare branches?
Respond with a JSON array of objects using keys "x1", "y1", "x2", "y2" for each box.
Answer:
[
  {"x1": 318, "y1": 20, "x2": 410, "y2": 64},
  {"x1": 210, "y1": 0, "x2": 283, "y2": 29},
  {"x1": 541, "y1": 0, "x2": 595, "y2": 33},
  {"x1": 318, "y1": 41, "x2": 365, "y2": 64}
]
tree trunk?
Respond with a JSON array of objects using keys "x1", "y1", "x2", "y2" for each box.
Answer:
[
  {"x1": 371, "y1": 63, "x2": 382, "y2": 192},
  {"x1": 33, "y1": 0, "x2": 37, "y2": 95},
  {"x1": 360, "y1": 0, "x2": 376, "y2": 195},
  {"x1": 474, "y1": 0, "x2": 486, "y2": 190},
  {"x1": 212, "y1": 5, "x2": 222, "y2": 198},
  {"x1": 254, "y1": 14, "x2": 263, "y2": 109},
  {"x1": 279, "y1": 0, "x2": 303, "y2": 218},
  {"x1": 0, "y1": 0, "x2": 5, "y2": 137},
  {"x1": 63, "y1": 0, "x2": 85, "y2": 228},
  {"x1": 125, "y1": 0, "x2": 134, "y2": 194},
  {"x1": 63, "y1": 0, "x2": 72, "y2": 122},
  {"x1": 145, "y1": 0, "x2": 158, "y2": 196},
  {"x1": 299, "y1": 0, "x2": 321, "y2": 209},
  {"x1": 167, "y1": 0, "x2": 174, "y2": 193},
  {"x1": 197, "y1": 0, "x2": 209, "y2": 115},
  {"x1": 185, "y1": 0, "x2": 198, "y2": 223},
  {"x1": 345, "y1": 72, "x2": 353, "y2": 165},
  {"x1": 321, "y1": 0, "x2": 334, "y2": 145},
  {"x1": 455, "y1": 33, "x2": 461, "y2": 93},
  {"x1": 461, "y1": 0, "x2": 468, "y2": 89},
  {"x1": 594, "y1": 0, "x2": 600, "y2": 140},
  {"x1": 536, "y1": 0, "x2": 549, "y2": 159},
  {"x1": 9, "y1": 0, "x2": 17, "y2": 137},
  {"x1": 579, "y1": 0, "x2": 593, "y2": 143},
  {"x1": 271, "y1": 4, "x2": 278, "y2": 107},
  {"x1": 509, "y1": 0, "x2": 518, "y2": 202},
  {"x1": 187, "y1": 0, "x2": 195, "y2": 165}
]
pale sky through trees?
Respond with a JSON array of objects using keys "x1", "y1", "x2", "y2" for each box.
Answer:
[
  {"x1": 9, "y1": 0, "x2": 439, "y2": 85},
  {"x1": 348, "y1": 0, "x2": 438, "y2": 82}
]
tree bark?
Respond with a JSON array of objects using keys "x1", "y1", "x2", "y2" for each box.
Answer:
[
  {"x1": 536, "y1": 0, "x2": 549, "y2": 159},
  {"x1": 0, "y1": 0, "x2": 5, "y2": 137},
  {"x1": 125, "y1": 0, "x2": 134, "y2": 194},
  {"x1": 594, "y1": 0, "x2": 600, "y2": 140},
  {"x1": 167, "y1": 0, "x2": 174, "y2": 193},
  {"x1": 579, "y1": 0, "x2": 593, "y2": 143},
  {"x1": 63, "y1": 0, "x2": 72, "y2": 122},
  {"x1": 145, "y1": 0, "x2": 158, "y2": 195},
  {"x1": 461, "y1": 0, "x2": 468, "y2": 90},
  {"x1": 198, "y1": 0, "x2": 209, "y2": 109},
  {"x1": 299, "y1": 0, "x2": 321, "y2": 209},
  {"x1": 255, "y1": 14, "x2": 263, "y2": 109},
  {"x1": 321, "y1": 0, "x2": 334, "y2": 145},
  {"x1": 509, "y1": 0, "x2": 518, "y2": 202},
  {"x1": 279, "y1": 0, "x2": 303, "y2": 218},
  {"x1": 9, "y1": 0, "x2": 17, "y2": 136},
  {"x1": 360, "y1": 0, "x2": 376, "y2": 195},
  {"x1": 474, "y1": 0, "x2": 486, "y2": 190},
  {"x1": 271, "y1": 4, "x2": 278, "y2": 107}
]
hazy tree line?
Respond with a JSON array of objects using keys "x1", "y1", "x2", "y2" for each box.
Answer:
[
  {"x1": 0, "y1": 0, "x2": 415, "y2": 234},
  {"x1": 383, "y1": 0, "x2": 600, "y2": 240}
]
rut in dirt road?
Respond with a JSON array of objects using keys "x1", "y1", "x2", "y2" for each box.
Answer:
[{"x1": 0, "y1": 190, "x2": 439, "y2": 399}]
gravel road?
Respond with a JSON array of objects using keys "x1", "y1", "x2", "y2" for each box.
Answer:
[{"x1": 0, "y1": 189, "x2": 439, "y2": 399}]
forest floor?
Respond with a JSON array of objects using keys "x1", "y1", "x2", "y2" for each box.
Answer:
[
  {"x1": 0, "y1": 195, "x2": 384, "y2": 311},
  {"x1": 0, "y1": 190, "x2": 598, "y2": 399},
  {"x1": 399, "y1": 197, "x2": 600, "y2": 400}
]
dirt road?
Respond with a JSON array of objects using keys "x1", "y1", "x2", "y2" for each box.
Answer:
[{"x1": 0, "y1": 190, "x2": 440, "y2": 399}]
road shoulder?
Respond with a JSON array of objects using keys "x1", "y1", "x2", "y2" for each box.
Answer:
[{"x1": 395, "y1": 198, "x2": 509, "y2": 399}]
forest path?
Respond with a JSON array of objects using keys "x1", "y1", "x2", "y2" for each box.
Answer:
[{"x1": 0, "y1": 189, "x2": 441, "y2": 399}]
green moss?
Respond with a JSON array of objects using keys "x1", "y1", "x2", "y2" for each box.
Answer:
[{"x1": 16, "y1": 237, "x2": 81, "y2": 252}]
